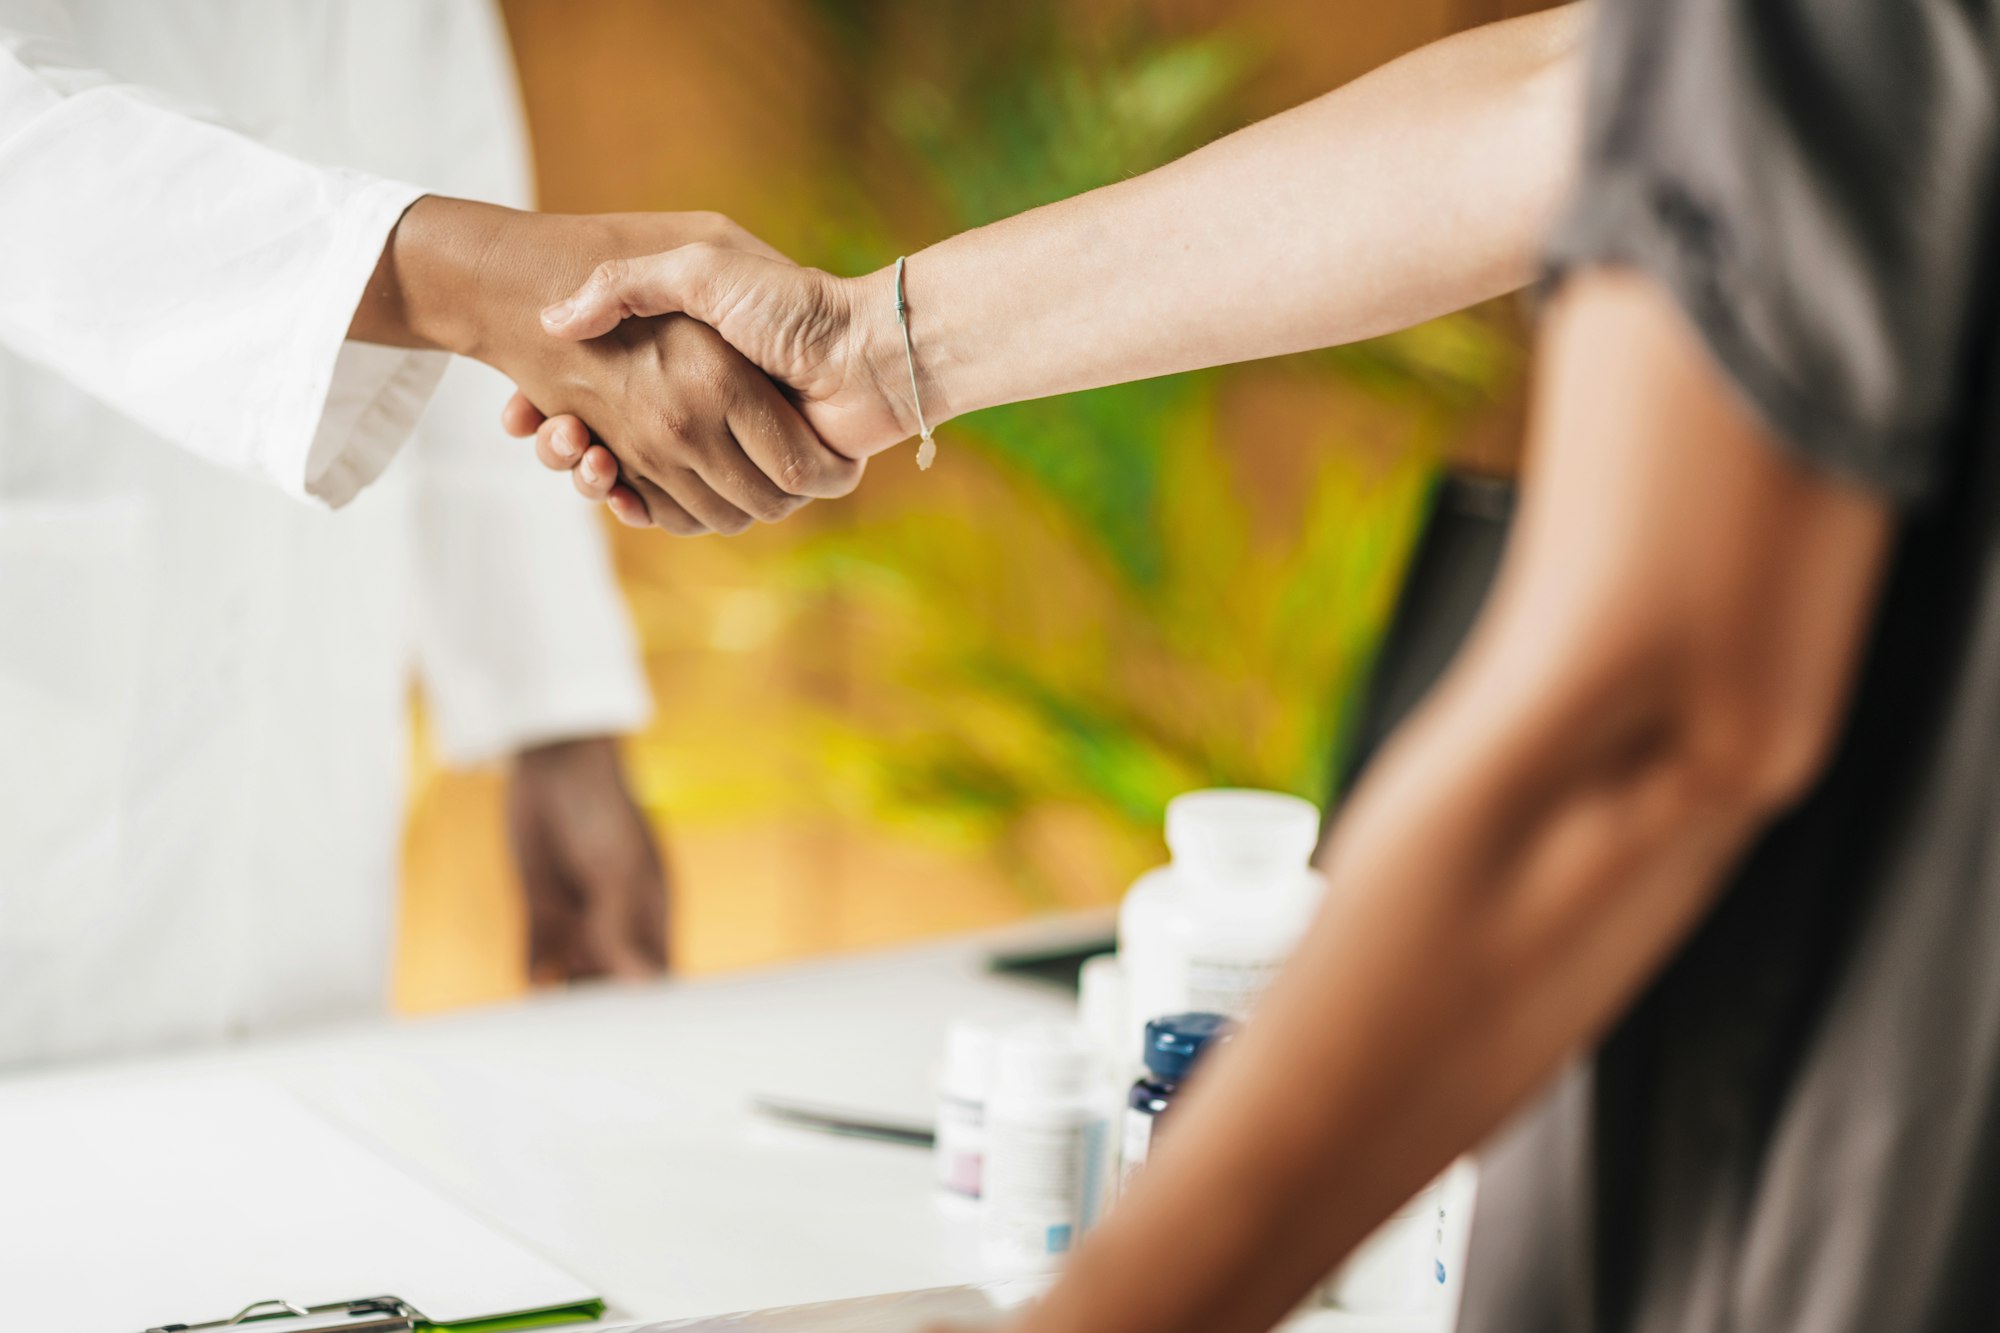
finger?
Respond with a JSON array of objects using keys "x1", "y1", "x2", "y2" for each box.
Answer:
[
  {"x1": 528, "y1": 898, "x2": 585, "y2": 986},
  {"x1": 501, "y1": 390, "x2": 547, "y2": 439},
  {"x1": 570, "y1": 445, "x2": 621, "y2": 503},
  {"x1": 534, "y1": 414, "x2": 590, "y2": 471},
  {"x1": 628, "y1": 475, "x2": 708, "y2": 536},
  {"x1": 725, "y1": 365, "x2": 864, "y2": 502},
  {"x1": 578, "y1": 900, "x2": 660, "y2": 982},
  {"x1": 604, "y1": 483, "x2": 653, "y2": 529},
  {"x1": 633, "y1": 834, "x2": 671, "y2": 970},
  {"x1": 651, "y1": 315, "x2": 855, "y2": 510},
  {"x1": 653, "y1": 463, "x2": 760, "y2": 536},
  {"x1": 541, "y1": 243, "x2": 751, "y2": 341},
  {"x1": 686, "y1": 428, "x2": 812, "y2": 526}
]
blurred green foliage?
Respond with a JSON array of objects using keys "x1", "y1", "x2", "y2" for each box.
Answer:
[{"x1": 785, "y1": 0, "x2": 1516, "y2": 890}]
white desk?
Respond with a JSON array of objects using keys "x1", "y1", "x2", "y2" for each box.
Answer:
[{"x1": 2, "y1": 917, "x2": 1431, "y2": 1331}]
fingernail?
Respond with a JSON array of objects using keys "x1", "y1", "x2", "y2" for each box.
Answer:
[
  {"x1": 540, "y1": 299, "x2": 573, "y2": 329},
  {"x1": 553, "y1": 429, "x2": 579, "y2": 461},
  {"x1": 582, "y1": 454, "x2": 604, "y2": 482}
]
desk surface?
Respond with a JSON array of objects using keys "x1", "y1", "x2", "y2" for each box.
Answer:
[{"x1": 2, "y1": 917, "x2": 1430, "y2": 1331}]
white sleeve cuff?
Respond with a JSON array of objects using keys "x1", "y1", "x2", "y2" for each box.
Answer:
[
  {"x1": 288, "y1": 179, "x2": 451, "y2": 508},
  {"x1": 304, "y1": 339, "x2": 450, "y2": 508}
]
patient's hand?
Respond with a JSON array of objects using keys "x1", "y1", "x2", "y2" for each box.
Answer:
[{"x1": 354, "y1": 200, "x2": 863, "y2": 533}]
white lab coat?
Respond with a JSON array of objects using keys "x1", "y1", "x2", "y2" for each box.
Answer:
[{"x1": 0, "y1": 0, "x2": 650, "y2": 1067}]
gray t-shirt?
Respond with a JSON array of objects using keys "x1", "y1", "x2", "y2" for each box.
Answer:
[{"x1": 1459, "y1": 2, "x2": 2000, "y2": 1330}]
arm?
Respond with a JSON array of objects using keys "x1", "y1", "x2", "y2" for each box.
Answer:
[
  {"x1": 0, "y1": 1, "x2": 438, "y2": 503},
  {"x1": 409, "y1": 359, "x2": 670, "y2": 981},
  {"x1": 530, "y1": 3, "x2": 1587, "y2": 471},
  {"x1": 387, "y1": 24, "x2": 666, "y2": 980},
  {"x1": 1002, "y1": 269, "x2": 1891, "y2": 1333},
  {"x1": 0, "y1": 2, "x2": 853, "y2": 528},
  {"x1": 882, "y1": 0, "x2": 1586, "y2": 423}
]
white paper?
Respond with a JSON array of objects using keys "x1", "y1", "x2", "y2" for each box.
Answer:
[
  {"x1": 620, "y1": 1284, "x2": 1013, "y2": 1332},
  {"x1": 0, "y1": 1073, "x2": 598, "y2": 1332}
]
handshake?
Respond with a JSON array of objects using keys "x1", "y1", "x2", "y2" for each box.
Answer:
[{"x1": 366, "y1": 197, "x2": 943, "y2": 534}]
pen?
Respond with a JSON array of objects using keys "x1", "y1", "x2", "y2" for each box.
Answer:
[{"x1": 748, "y1": 1095, "x2": 936, "y2": 1149}]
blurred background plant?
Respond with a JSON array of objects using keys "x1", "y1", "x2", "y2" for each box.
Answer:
[
  {"x1": 778, "y1": 0, "x2": 1515, "y2": 900},
  {"x1": 397, "y1": 0, "x2": 1529, "y2": 1008}
]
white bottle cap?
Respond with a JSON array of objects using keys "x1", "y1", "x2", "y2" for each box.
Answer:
[
  {"x1": 941, "y1": 1019, "x2": 999, "y2": 1099},
  {"x1": 1165, "y1": 788, "x2": 1319, "y2": 889},
  {"x1": 993, "y1": 1024, "x2": 1098, "y2": 1103},
  {"x1": 1076, "y1": 954, "x2": 1127, "y2": 1073}
]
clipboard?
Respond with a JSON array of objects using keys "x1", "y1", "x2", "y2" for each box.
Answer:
[
  {"x1": 0, "y1": 1074, "x2": 606, "y2": 1333},
  {"x1": 140, "y1": 1292, "x2": 605, "y2": 1333}
]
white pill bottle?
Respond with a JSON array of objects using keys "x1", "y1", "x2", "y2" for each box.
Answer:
[
  {"x1": 980, "y1": 1025, "x2": 1110, "y2": 1273},
  {"x1": 935, "y1": 1019, "x2": 998, "y2": 1214},
  {"x1": 1119, "y1": 789, "x2": 1325, "y2": 1050}
]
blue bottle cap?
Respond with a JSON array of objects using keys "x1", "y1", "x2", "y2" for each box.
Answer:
[{"x1": 1141, "y1": 1012, "x2": 1235, "y2": 1080}]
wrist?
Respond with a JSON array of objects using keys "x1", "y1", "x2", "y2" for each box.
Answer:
[
  {"x1": 375, "y1": 197, "x2": 614, "y2": 367},
  {"x1": 845, "y1": 260, "x2": 961, "y2": 443}
]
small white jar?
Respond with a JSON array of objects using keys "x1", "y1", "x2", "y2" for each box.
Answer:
[{"x1": 935, "y1": 1019, "x2": 998, "y2": 1213}]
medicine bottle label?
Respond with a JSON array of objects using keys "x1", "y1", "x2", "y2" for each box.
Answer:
[
  {"x1": 935, "y1": 1093, "x2": 986, "y2": 1200},
  {"x1": 1185, "y1": 955, "x2": 1282, "y2": 1019},
  {"x1": 983, "y1": 1118, "x2": 1106, "y2": 1265}
]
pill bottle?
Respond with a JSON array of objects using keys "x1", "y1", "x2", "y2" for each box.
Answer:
[
  {"x1": 1119, "y1": 1012, "x2": 1233, "y2": 1192},
  {"x1": 935, "y1": 1019, "x2": 998, "y2": 1213},
  {"x1": 1322, "y1": 1176, "x2": 1445, "y2": 1314},
  {"x1": 981, "y1": 1024, "x2": 1110, "y2": 1272},
  {"x1": 1119, "y1": 789, "x2": 1323, "y2": 1050},
  {"x1": 1076, "y1": 953, "x2": 1132, "y2": 1194},
  {"x1": 1077, "y1": 953, "x2": 1130, "y2": 1083}
]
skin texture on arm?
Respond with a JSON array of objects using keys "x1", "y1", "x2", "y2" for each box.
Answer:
[
  {"x1": 353, "y1": 196, "x2": 863, "y2": 533},
  {"x1": 988, "y1": 269, "x2": 1893, "y2": 1333},
  {"x1": 525, "y1": 1, "x2": 1589, "y2": 494}
]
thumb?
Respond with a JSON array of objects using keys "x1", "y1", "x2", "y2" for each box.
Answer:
[{"x1": 541, "y1": 243, "x2": 731, "y2": 341}]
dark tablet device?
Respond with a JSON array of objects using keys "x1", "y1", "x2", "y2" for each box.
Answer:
[
  {"x1": 989, "y1": 470, "x2": 1516, "y2": 988},
  {"x1": 1319, "y1": 471, "x2": 1514, "y2": 854}
]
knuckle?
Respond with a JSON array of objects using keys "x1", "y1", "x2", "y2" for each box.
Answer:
[
  {"x1": 777, "y1": 453, "x2": 815, "y2": 496},
  {"x1": 657, "y1": 508, "x2": 703, "y2": 537},
  {"x1": 592, "y1": 256, "x2": 631, "y2": 291},
  {"x1": 650, "y1": 409, "x2": 698, "y2": 453},
  {"x1": 692, "y1": 352, "x2": 736, "y2": 397},
  {"x1": 749, "y1": 488, "x2": 797, "y2": 524}
]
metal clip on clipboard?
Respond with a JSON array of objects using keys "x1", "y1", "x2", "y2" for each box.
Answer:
[{"x1": 146, "y1": 1296, "x2": 419, "y2": 1333}]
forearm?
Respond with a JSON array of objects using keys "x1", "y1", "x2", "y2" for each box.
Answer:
[
  {"x1": 890, "y1": 5, "x2": 1586, "y2": 422},
  {"x1": 1030, "y1": 653, "x2": 1767, "y2": 1333}
]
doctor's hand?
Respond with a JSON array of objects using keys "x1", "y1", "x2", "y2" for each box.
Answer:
[
  {"x1": 511, "y1": 245, "x2": 926, "y2": 507},
  {"x1": 507, "y1": 737, "x2": 670, "y2": 984},
  {"x1": 353, "y1": 198, "x2": 863, "y2": 534}
]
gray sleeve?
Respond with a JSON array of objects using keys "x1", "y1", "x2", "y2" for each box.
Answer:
[{"x1": 1546, "y1": 0, "x2": 2000, "y2": 501}]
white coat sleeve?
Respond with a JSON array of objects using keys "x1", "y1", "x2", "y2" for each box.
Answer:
[
  {"x1": 0, "y1": 1, "x2": 447, "y2": 506},
  {"x1": 392, "y1": 1, "x2": 649, "y2": 764}
]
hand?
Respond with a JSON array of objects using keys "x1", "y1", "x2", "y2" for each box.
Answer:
[
  {"x1": 509, "y1": 245, "x2": 925, "y2": 503},
  {"x1": 505, "y1": 737, "x2": 670, "y2": 984},
  {"x1": 354, "y1": 199, "x2": 864, "y2": 533}
]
